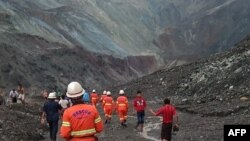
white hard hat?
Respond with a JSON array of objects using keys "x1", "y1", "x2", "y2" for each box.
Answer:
[
  {"x1": 103, "y1": 90, "x2": 107, "y2": 95},
  {"x1": 106, "y1": 91, "x2": 111, "y2": 95},
  {"x1": 66, "y1": 82, "x2": 85, "y2": 98},
  {"x1": 92, "y1": 89, "x2": 96, "y2": 92},
  {"x1": 119, "y1": 89, "x2": 125, "y2": 95},
  {"x1": 48, "y1": 92, "x2": 57, "y2": 99}
]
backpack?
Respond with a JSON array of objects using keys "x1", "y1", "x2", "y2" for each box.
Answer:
[{"x1": 83, "y1": 92, "x2": 90, "y2": 103}]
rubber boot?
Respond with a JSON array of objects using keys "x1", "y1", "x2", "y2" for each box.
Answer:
[{"x1": 121, "y1": 121, "x2": 127, "y2": 128}]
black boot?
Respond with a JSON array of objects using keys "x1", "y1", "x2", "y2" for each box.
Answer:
[{"x1": 121, "y1": 122, "x2": 127, "y2": 128}]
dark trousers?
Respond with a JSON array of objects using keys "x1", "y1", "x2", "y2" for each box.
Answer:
[
  {"x1": 48, "y1": 121, "x2": 58, "y2": 140},
  {"x1": 12, "y1": 97, "x2": 17, "y2": 103},
  {"x1": 137, "y1": 111, "x2": 145, "y2": 124},
  {"x1": 161, "y1": 123, "x2": 173, "y2": 141}
]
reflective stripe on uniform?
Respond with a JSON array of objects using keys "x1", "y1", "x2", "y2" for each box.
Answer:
[
  {"x1": 105, "y1": 103, "x2": 112, "y2": 106},
  {"x1": 62, "y1": 121, "x2": 71, "y2": 127},
  {"x1": 105, "y1": 114, "x2": 112, "y2": 117},
  {"x1": 71, "y1": 128, "x2": 96, "y2": 136},
  {"x1": 118, "y1": 104, "x2": 126, "y2": 106},
  {"x1": 95, "y1": 116, "x2": 101, "y2": 123}
]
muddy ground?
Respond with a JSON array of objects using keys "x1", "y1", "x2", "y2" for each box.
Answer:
[{"x1": 1, "y1": 96, "x2": 249, "y2": 141}]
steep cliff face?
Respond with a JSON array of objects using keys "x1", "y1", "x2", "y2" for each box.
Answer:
[
  {"x1": 0, "y1": 0, "x2": 250, "y2": 90},
  {"x1": 156, "y1": 0, "x2": 250, "y2": 61},
  {"x1": 2, "y1": 0, "x2": 249, "y2": 59},
  {"x1": 0, "y1": 0, "x2": 161, "y2": 58},
  {"x1": 0, "y1": 33, "x2": 159, "y2": 91}
]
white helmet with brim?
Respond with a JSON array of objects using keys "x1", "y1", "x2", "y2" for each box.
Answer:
[{"x1": 66, "y1": 82, "x2": 85, "y2": 98}]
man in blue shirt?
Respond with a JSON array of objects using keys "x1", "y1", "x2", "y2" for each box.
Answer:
[
  {"x1": 41, "y1": 92, "x2": 62, "y2": 141},
  {"x1": 82, "y1": 91, "x2": 90, "y2": 104}
]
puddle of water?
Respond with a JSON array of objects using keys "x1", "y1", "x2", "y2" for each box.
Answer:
[{"x1": 140, "y1": 122, "x2": 161, "y2": 141}]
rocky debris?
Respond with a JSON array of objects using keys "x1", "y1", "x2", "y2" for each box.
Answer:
[
  {"x1": 114, "y1": 36, "x2": 250, "y2": 115},
  {"x1": 110, "y1": 36, "x2": 250, "y2": 140},
  {"x1": 0, "y1": 98, "x2": 46, "y2": 141}
]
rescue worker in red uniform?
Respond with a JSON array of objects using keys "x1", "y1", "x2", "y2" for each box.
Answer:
[
  {"x1": 99, "y1": 90, "x2": 107, "y2": 104},
  {"x1": 133, "y1": 90, "x2": 147, "y2": 132},
  {"x1": 90, "y1": 89, "x2": 98, "y2": 106},
  {"x1": 116, "y1": 90, "x2": 128, "y2": 127},
  {"x1": 60, "y1": 82, "x2": 103, "y2": 141},
  {"x1": 102, "y1": 91, "x2": 114, "y2": 124}
]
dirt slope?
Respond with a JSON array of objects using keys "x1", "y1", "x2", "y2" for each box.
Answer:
[{"x1": 0, "y1": 36, "x2": 250, "y2": 141}]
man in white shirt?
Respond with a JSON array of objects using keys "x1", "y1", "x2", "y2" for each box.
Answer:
[
  {"x1": 9, "y1": 89, "x2": 18, "y2": 108},
  {"x1": 58, "y1": 95, "x2": 69, "y2": 117}
]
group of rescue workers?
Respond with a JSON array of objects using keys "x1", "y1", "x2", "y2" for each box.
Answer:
[{"x1": 41, "y1": 81, "x2": 178, "y2": 141}]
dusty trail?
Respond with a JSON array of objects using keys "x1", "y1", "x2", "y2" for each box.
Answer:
[
  {"x1": 42, "y1": 109, "x2": 201, "y2": 141},
  {"x1": 42, "y1": 100, "x2": 235, "y2": 141}
]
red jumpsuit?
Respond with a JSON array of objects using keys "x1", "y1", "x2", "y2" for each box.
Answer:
[
  {"x1": 100, "y1": 94, "x2": 107, "y2": 104},
  {"x1": 90, "y1": 92, "x2": 98, "y2": 106},
  {"x1": 102, "y1": 96, "x2": 114, "y2": 120},
  {"x1": 116, "y1": 96, "x2": 128, "y2": 123}
]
